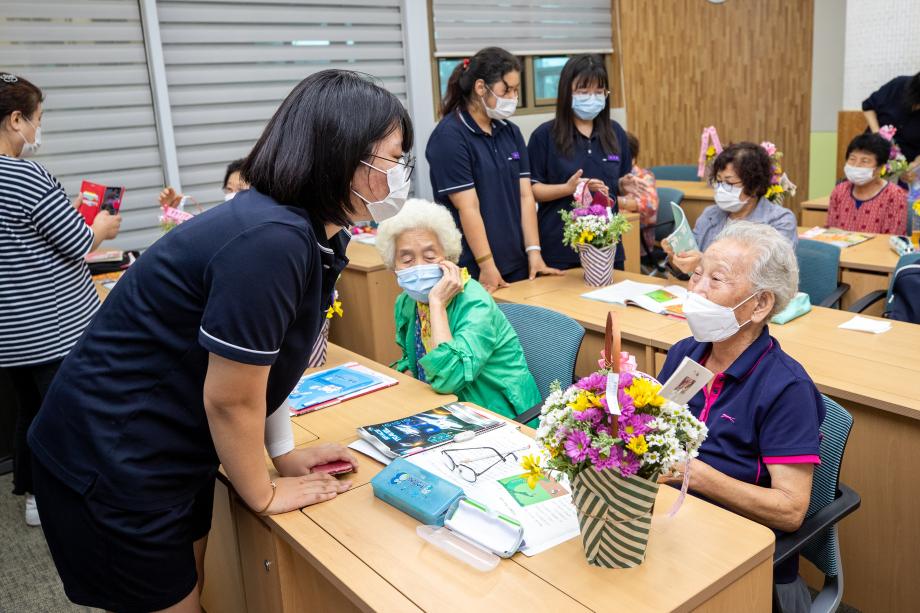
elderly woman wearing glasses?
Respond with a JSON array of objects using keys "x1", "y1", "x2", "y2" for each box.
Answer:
[
  {"x1": 375, "y1": 199, "x2": 540, "y2": 420},
  {"x1": 658, "y1": 221, "x2": 823, "y2": 612},
  {"x1": 664, "y1": 142, "x2": 798, "y2": 276}
]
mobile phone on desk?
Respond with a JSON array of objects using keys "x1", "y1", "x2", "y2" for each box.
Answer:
[{"x1": 312, "y1": 460, "x2": 354, "y2": 476}]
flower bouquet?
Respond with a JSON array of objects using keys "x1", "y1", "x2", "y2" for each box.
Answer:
[
  {"x1": 561, "y1": 181, "x2": 631, "y2": 287},
  {"x1": 698, "y1": 126, "x2": 723, "y2": 179},
  {"x1": 521, "y1": 313, "x2": 707, "y2": 568},
  {"x1": 759, "y1": 141, "x2": 796, "y2": 205},
  {"x1": 158, "y1": 194, "x2": 197, "y2": 233},
  {"x1": 878, "y1": 125, "x2": 910, "y2": 183}
]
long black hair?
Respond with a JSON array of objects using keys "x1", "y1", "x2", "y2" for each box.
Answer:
[
  {"x1": 440, "y1": 47, "x2": 521, "y2": 118},
  {"x1": 241, "y1": 70, "x2": 413, "y2": 227},
  {"x1": 552, "y1": 54, "x2": 617, "y2": 158},
  {"x1": 904, "y1": 71, "x2": 920, "y2": 112}
]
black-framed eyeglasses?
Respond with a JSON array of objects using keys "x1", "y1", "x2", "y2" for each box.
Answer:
[
  {"x1": 440, "y1": 446, "x2": 528, "y2": 483},
  {"x1": 369, "y1": 153, "x2": 415, "y2": 180}
]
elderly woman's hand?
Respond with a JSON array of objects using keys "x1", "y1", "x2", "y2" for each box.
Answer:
[
  {"x1": 428, "y1": 260, "x2": 464, "y2": 307},
  {"x1": 671, "y1": 249, "x2": 702, "y2": 275}
]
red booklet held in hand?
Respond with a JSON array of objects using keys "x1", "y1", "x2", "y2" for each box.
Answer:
[{"x1": 78, "y1": 181, "x2": 125, "y2": 225}]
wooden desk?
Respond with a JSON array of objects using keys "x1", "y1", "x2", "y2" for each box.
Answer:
[
  {"x1": 800, "y1": 196, "x2": 829, "y2": 227},
  {"x1": 656, "y1": 180, "x2": 713, "y2": 229},
  {"x1": 500, "y1": 274, "x2": 920, "y2": 613},
  {"x1": 798, "y1": 227, "x2": 899, "y2": 315},
  {"x1": 208, "y1": 344, "x2": 774, "y2": 613},
  {"x1": 92, "y1": 271, "x2": 122, "y2": 302}
]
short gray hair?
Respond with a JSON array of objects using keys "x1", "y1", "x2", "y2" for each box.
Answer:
[
  {"x1": 374, "y1": 198, "x2": 463, "y2": 269},
  {"x1": 711, "y1": 220, "x2": 799, "y2": 316}
]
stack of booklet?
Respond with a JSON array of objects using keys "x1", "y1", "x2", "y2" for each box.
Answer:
[
  {"x1": 286, "y1": 362, "x2": 397, "y2": 415},
  {"x1": 799, "y1": 227, "x2": 872, "y2": 248}
]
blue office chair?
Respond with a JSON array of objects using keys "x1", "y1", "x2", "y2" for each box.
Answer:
[
  {"x1": 640, "y1": 187, "x2": 684, "y2": 273},
  {"x1": 773, "y1": 395, "x2": 860, "y2": 613},
  {"x1": 649, "y1": 164, "x2": 700, "y2": 182},
  {"x1": 796, "y1": 239, "x2": 850, "y2": 308},
  {"x1": 849, "y1": 252, "x2": 920, "y2": 318},
  {"x1": 497, "y1": 303, "x2": 584, "y2": 427}
]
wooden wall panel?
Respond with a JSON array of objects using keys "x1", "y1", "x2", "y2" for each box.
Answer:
[
  {"x1": 836, "y1": 110, "x2": 868, "y2": 175},
  {"x1": 617, "y1": 0, "x2": 814, "y2": 212}
]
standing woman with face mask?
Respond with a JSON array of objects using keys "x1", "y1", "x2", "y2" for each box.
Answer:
[
  {"x1": 426, "y1": 47, "x2": 561, "y2": 292},
  {"x1": 0, "y1": 73, "x2": 121, "y2": 527},
  {"x1": 664, "y1": 142, "x2": 797, "y2": 276},
  {"x1": 527, "y1": 54, "x2": 644, "y2": 270},
  {"x1": 27, "y1": 70, "x2": 409, "y2": 612}
]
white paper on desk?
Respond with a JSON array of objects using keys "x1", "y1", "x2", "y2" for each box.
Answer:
[
  {"x1": 351, "y1": 233, "x2": 376, "y2": 244},
  {"x1": 407, "y1": 425, "x2": 580, "y2": 556},
  {"x1": 838, "y1": 315, "x2": 892, "y2": 334}
]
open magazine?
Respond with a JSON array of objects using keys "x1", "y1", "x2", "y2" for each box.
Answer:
[
  {"x1": 582, "y1": 279, "x2": 688, "y2": 317},
  {"x1": 665, "y1": 201, "x2": 699, "y2": 253}
]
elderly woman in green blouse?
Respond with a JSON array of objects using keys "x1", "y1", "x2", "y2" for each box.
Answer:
[{"x1": 375, "y1": 199, "x2": 540, "y2": 419}]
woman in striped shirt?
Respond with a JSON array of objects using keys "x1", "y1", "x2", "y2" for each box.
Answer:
[{"x1": 0, "y1": 73, "x2": 121, "y2": 526}]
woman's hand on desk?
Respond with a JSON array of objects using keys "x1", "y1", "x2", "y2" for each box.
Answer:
[
  {"x1": 266, "y1": 473, "x2": 353, "y2": 514},
  {"x1": 273, "y1": 443, "x2": 359, "y2": 478},
  {"x1": 527, "y1": 250, "x2": 563, "y2": 281}
]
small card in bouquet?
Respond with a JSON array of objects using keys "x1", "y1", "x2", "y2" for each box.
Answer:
[{"x1": 659, "y1": 356, "x2": 713, "y2": 405}]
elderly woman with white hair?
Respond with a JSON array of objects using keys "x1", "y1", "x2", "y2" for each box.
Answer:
[
  {"x1": 375, "y1": 199, "x2": 540, "y2": 419},
  {"x1": 657, "y1": 221, "x2": 823, "y2": 612}
]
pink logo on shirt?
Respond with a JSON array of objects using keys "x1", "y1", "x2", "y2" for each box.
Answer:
[{"x1": 720, "y1": 413, "x2": 736, "y2": 423}]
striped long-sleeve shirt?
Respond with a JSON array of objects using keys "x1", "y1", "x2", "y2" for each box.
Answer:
[{"x1": 0, "y1": 155, "x2": 98, "y2": 367}]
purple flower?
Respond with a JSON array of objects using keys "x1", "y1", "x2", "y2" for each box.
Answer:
[
  {"x1": 573, "y1": 406, "x2": 603, "y2": 425},
  {"x1": 572, "y1": 207, "x2": 590, "y2": 218},
  {"x1": 589, "y1": 204, "x2": 607, "y2": 216},
  {"x1": 618, "y1": 412, "x2": 655, "y2": 440},
  {"x1": 618, "y1": 372, "x2": 634, "y2": 389},
  {"x1": 587, "y1": 447, "x2": 618, "y2": 471},
  {"x1": 576, "y1": 372, "x2": 607, "y2": 393},
  {"x1": 564, "y1": 430, "x2": 592, "y2": 463},
  {"x1": 616, "y1": 450, "x2": 641, "y2": 477}
]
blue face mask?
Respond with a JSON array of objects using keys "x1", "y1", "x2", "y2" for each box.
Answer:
[
  {"x1": 571, "y1": 94, "x2": 606, "y2": 120},
  {"x1": 395, "y1": 263, "x2": 443, "y2": 303}
]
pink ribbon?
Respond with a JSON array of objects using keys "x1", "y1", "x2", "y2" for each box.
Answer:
[
  {"x1": 667, "y1": 458, "x2": 693, "y2": 517},
  {"x1": 697, "y1": 126, "x2": 723, "y2": 179}
]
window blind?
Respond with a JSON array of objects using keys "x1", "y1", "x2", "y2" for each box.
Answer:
[
  {"x1": 156, "y1": 0, "x2": 410, "y2": 208},
  {"x1": 0, "y1": 0, "x2": 167, "y2": 250},
  {"x1": 431, "y1": 0, "x2": 613, "y2": 57}
]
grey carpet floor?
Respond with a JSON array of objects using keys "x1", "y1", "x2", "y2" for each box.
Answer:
[{"x1": 0, "y1": 474, "x2": 98, "y2": 613}]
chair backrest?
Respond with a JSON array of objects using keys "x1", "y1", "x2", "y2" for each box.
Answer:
[
  {"x1": 885, "y1": 252, "x2": 920, "y2": 313},
  {"x1": 796, "y1": 239, "x2": 842, "y2": 305},
  {"x1": 497, "y1": 303, "x2": 585, "y2": 402},
  {"x1": 801, "y1": 395, "x2": 853, "y2": 577},
  {"x1": 649, "y1": 165, "x2": 700, "y2": 182},
  {"x1": 653, "y1": 187, "x2": 683, "y2": 241}
]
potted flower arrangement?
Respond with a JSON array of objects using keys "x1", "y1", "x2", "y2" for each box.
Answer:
[
  {"x1": 521, "y1": 314, "x2": 707, "y2": 568},
  {"x1": 561, "y1": 181, "x2": 631, "y2": 287}
]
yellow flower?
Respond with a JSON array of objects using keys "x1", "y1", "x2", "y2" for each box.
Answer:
[
  {"x1": 521, "y1": 454, "x2": 544, "y2": 489},
  {"x1": 325, "y1": 299, "x2": 343, "y2": 319},
  {"x1": 706, "y1": 145, "x2": 715, "y2": 157},
  {"x1": 577, "y1": 230, "x2": 595, "y2": 244},
  {"x1": 626, "y1": 435, "x2": 648, "y2": 455},
  {"x1": 912, "y1": 201, "x2": 920, "y2": 216},
  {"x1": 625, "y1": 378, "x2": 666, "y2": 408}
]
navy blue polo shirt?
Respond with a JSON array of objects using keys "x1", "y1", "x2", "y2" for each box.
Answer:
[
  {"x1": 658, "y1": 325, "x2": 824, "y2": 583},
  {"x1": 29, "y1": 189, "x2": 348, "y2": 510},
  {"x1": 527, "y1": 119, "x2": 632, "y2": 269},
  {"x1": 426, "y1": 108, "x2": 531, "y2": 282}
]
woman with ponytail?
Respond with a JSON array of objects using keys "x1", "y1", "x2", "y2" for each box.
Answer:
[
  {"x1": 426, "y1": 47, "x2": 561, "y2": 292},
  {"x1": 527, "y1": 54, "x2": 646, "y2": 270}
]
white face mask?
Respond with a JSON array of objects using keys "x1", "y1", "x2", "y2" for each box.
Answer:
[
  {"x1": 682, "y1": 291, "x2": 758, "y2": 343},
  {"x1": 713, "y1": 182, "x2": 748, "y2": 213},
  {"x1": 844, "y1": 164, "x2": 875, "y2": 186},
  {"x1": 482, "y1": 86, "x2": 518, "y2": 120},
  {"x1": 351, "y1": 159, "x2": 411, "y2": 223},
  {"x1": 19, "y1": 117, "x2": 41, "y2": 158},
  {"x1": 223, "y1": 192, "x2": 236, "y2": 202}
]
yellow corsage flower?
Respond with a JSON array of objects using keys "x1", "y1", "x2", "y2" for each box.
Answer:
[
  {"x1": 325, "y1": 298, "x2": 343, "y2": 319},
  {"x1": 626, "y1": 435, "x2": 648, "y2": 455},
  {"x1": 521, "y1": 454, "x2": 545, "y2": 489}
]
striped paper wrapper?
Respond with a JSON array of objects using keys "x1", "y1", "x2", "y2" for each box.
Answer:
[
  {"x1": 577, "y1": 243, "x2": 614, "y2": 287},
  {"x1": 307, "y1": 317, "x2": 331, "y2": 368},
  {"x1": 572, "y1": 468, "x2": 659, "y2": 568}
]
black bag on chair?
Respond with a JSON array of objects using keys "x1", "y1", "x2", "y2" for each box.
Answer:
[{"x1": 888, "y1": 264, "x2": 920, "y2": 324}]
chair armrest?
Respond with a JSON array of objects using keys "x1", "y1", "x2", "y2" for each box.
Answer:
[
  {"x1": 514, "y1": 403, "x2": 543, "y2": 427},
  {"x1": 773, "y1": 483, "x2": 861, "y2": 567},
  {"x1": 847, "y1": 290, "x2": 886, "y2": 313},
  {"x1": 818, "y1": 283, "x2": 850, "y2": 309}
]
